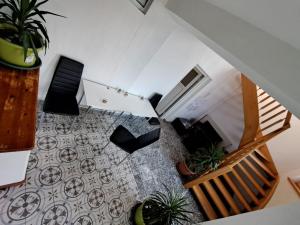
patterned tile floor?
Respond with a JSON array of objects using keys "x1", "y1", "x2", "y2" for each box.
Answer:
[{"x1": 0, "y1": 106, "x2": 203, "y2": 225}]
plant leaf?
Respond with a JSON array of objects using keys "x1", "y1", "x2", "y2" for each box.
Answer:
[
  {"x1": 21, "y1": 32, "x2": 30, "y2": 61},
  {"x1": 28, "y1": 33, "x2": 39, "y2": 61}
]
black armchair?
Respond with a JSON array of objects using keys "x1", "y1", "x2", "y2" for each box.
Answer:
[
  {"x1": 43, "y1": 56, "x2": 84, "y2": 116},
  {"x1": 103, "y1": 125, "x2": 161, "y2": 165}
]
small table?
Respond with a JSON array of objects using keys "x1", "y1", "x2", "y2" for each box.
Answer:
[{"x1": 82, "y1": 79, "x2": 158, "y2": 118}]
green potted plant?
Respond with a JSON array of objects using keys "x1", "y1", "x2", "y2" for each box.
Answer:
[
  {"x1": 135, "y1": 185, "x2": 193, "y2": 225},
  {"x1": 177, "y1": 144, "x2": 225, "y2": 176},
  {"x1": 0, "y1": 0, "x2": 64, "y2": 67}
]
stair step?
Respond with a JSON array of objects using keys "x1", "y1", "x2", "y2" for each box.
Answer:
[
  {"x1": 259, "y1": 95, "x2": 271, "y2": 103},
  {"x1": 260, "y1": 118, "x2": 285, "y2": 132},
  {"x1": 203, "y1": 181, "x2": 230, "y2": 217},
  {"x1": 213, "y1": 177, "x2": 240, "y2": 215},
  {"x1": 249, "y1": 154, "x2": 276, "y2": 179},
  {"x1": 223, "y1": 174, "x2": 252, "y2": 212},
  {"x1": 258, "y1": 91, "x2": 266, "y2": 97},
  {"x1": 260, "y1": 110, "x2": 287, "y2": 124},
  {"x1": 192, "y1": 185, "x2": 218, "y2": 220},
  {"x1": 243, "y1": 158, "x2": 272, "y2": 188},
  {"x1": 232, "y1": 169, "x2": 260, "y2": 206},
  {"x1": 261, "y1": 104, "x2": 282, "y2": 117},
  {"x1": 254, "y1": 149, "x2": 271, "y2": 163},
  {"x1": 237, "y1": 163, "x2": 266, "y2": 197},
  {"x1": 260, "y1": 100, "x2": 276, "y2": 110}
]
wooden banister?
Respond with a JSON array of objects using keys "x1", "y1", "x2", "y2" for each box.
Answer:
[
  {"x1": 184, "y1": 166, "x2": 231, "y2": 189},
  {"x1": 181, "y1": 74, "x2": 292, "y2": 221},
  {"x1": 239, "y1": 74, "x2": 259, "y2": 148}
]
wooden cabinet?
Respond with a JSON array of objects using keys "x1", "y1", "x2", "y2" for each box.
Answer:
[
  {"x1": 0, "y1": 66, "x2": 39, "y2": 152},
  {"x1": 0, "y1": 65, "x2": 39, "y2": 187}
]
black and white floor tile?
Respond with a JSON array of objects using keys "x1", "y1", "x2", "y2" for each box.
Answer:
[{"x1": 0, "y1": 105, "x2": 203, "y2": 224}]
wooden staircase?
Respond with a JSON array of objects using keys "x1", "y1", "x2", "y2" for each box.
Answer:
[{"x1": 184, "y1": 74, "x2": 292, "y2": 220}]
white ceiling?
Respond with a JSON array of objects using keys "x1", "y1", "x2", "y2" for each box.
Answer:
[{"x1": 205, "y1": 0, "x2": 300, "y2": 50}]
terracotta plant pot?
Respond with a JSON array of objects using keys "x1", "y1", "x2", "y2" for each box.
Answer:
[{"x1": 176, "y1": 161, "x2": 196, "y2": 176}]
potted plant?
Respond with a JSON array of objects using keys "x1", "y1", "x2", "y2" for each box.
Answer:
[
  {"x1": 177, "y1": 144, "x2": 225, "y2": 176},
  {"x1": 135, "y1": 185, "x2": 193, "y2": 225},
  {"x1": 0, "y1": 0, "x2": 64, "y2": 67}
]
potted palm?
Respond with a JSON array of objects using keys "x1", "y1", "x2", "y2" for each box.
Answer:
[
  {"x1": 0, "y1": 0, "x2": 64, "y2": 68},
  {"x1": 134, "y1": 185, "x2": 193, "y2": 225},
  {"x1": 177, "y1": 144, "x2": 225, "y2": 176}
]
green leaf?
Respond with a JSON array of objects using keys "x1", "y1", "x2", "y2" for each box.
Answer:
[
  {"x1": 29, "y1": 33, "x2": 39, "y2": 60},
  {"x1": 2, "y1": 0, "x2": 17, "y2": 12},
  {"x1": 33, "y1": 8, "x2": 46, "y2": 21},
  {"x1": 7, "y1": 0, "x2": 19, "y2": 11},
  {"x1": 30, "y1": 20, "x2": 49, "y2": 42},
  {"x1": 1, "y1": 0, "x2": 64, "y2": 57},
  {"x1": 34, "y1": 0, "x2": 49, "y2": 9},
  {"x1": 21, "y1": 32, "x2": 30, "y2": 61},
  {"x1": 0, "y1": 11, "x2": 13, "y2": 22},
  {"x1": 34, "y1": 10, "x2": 66, "y2": 18},
  {"x1": 28, "y1": 0, "x2": 38, "y2": 10}
]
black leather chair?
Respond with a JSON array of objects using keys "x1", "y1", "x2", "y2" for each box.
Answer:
[
  {"x1": 103, "y1": 125, "x2": 161, "y2": 165},
  {"x1": 43, "y1": 56, "x2": 84, "y2": 116},
  {"x1": 149, "y1": 93, "x2": 163, "y2": 109},
  {"x1": 147, "y1": 93, "x2": 162, "y2": 125}
]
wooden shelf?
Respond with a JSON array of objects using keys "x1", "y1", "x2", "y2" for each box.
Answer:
[{"x1": 0, "y1": 65, "x2": 39, "y2": 152}]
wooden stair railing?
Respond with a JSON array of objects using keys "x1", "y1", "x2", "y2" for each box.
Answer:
[{"x1": 183, "y1": 74, "x2": 292, "y2": 221}]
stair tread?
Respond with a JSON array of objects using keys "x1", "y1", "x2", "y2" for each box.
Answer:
[
  {"x1": 203, "y1": 181, "x2": 230, "y2": 217},
  {"x1": 213, "y1": 177, "x2": 240, "y2": 215},
  {"x1": 237, "y1": 163, "x2": 266, "y2": 197},
  {"x1": 244, "y1": 158, "x2": 272, "y2": 188},
  {"x1": 249, "y1": 154, "x2": 276, "y2": 179},
  {"x1": 232, "y1": 169, "x2": 260, "y2": 206},
  {"x1": 223, "y1": 173, "x2": 252, "y2": 212},
  {"x1": 192, "y1": 185, "x2": 218, "y2": 220}
]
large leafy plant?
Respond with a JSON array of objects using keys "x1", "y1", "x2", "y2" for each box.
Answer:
[
  {"x1": 187, "y1": 144, "x2": 225, "y2": 174},
  {"x1": 143, "y1": 185, "x2": 193, "y2": 225},
  {"x1": 0, "y1": 0, "x2": 64, "y2": 61}
]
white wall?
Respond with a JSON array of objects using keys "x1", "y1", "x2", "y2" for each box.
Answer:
[
  {"x1": 151, "y1": 29, "x2": 243, "y2": 149},
  {"x1": 266, "y1": 116, "x2": 300, "y2": 207},
  {"x1": 129, "y1": 28, "x2": 215, "y2": 97},
  {"x1": 166, "y1": 0, "x2": 300, "y2": 119},
  {"x1": 37, "y1": 0, "x2": 245, "y2": 147},
  {"x1": 39, "y1": 0, "x2": 178, "y2": 99}
]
